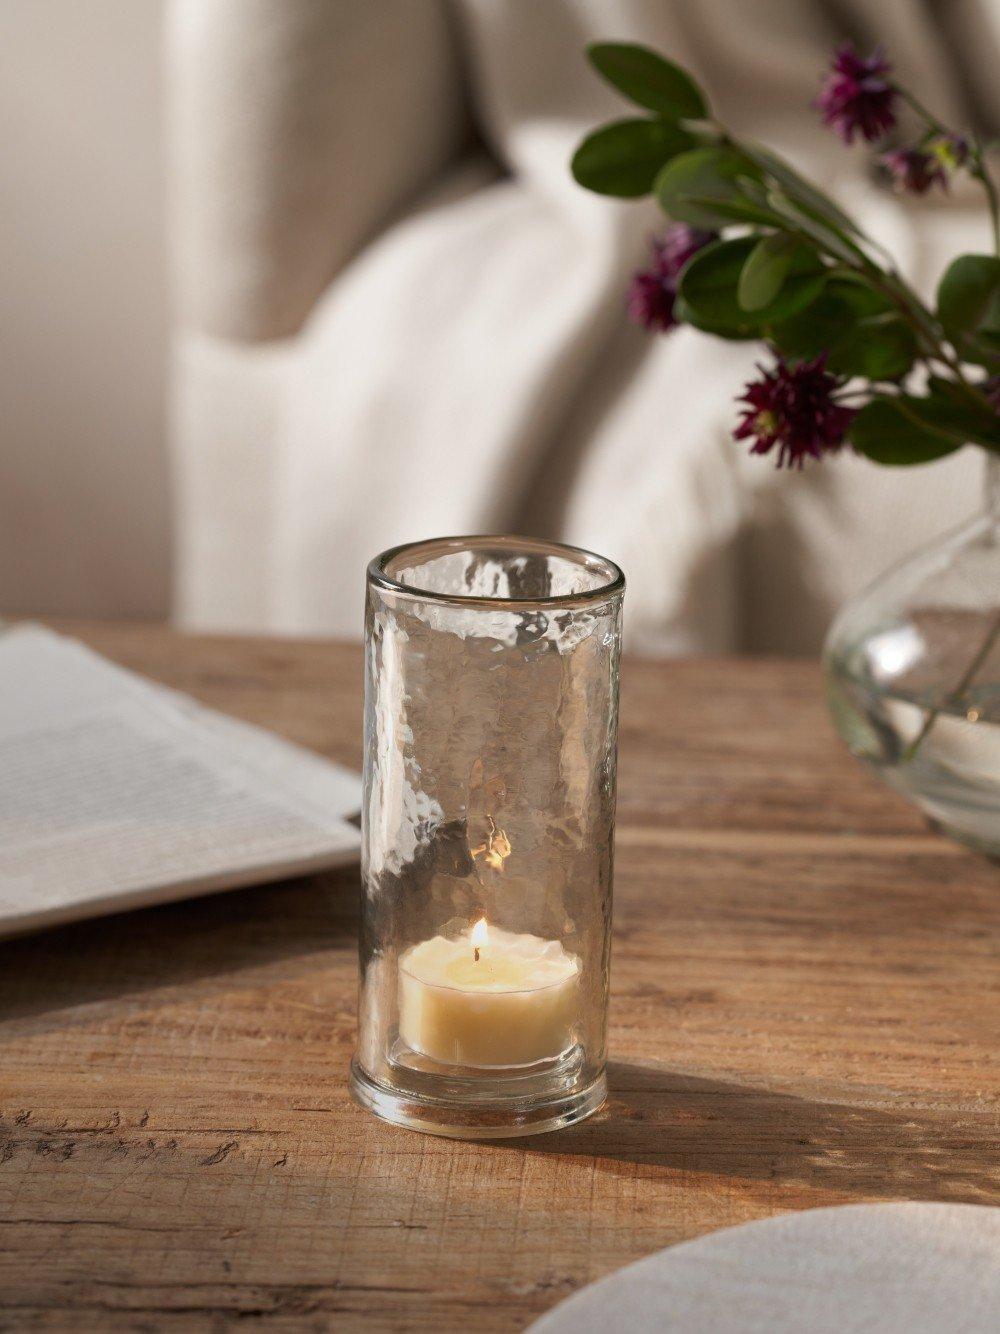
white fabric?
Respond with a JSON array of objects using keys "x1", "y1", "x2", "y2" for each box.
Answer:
[{"x1": 169, "y1": 0, "x2": 999, "y2": 651}]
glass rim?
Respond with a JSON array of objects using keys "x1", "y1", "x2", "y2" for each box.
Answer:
[{"x1": 368, "y1": 534, "x2": 625, "y2": 610}]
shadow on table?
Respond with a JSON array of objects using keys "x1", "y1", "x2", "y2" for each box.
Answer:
[
  {"x1": 515, "y1": 1060, "x2": 1000, "y2": 1206},
  {"x1": 0, "y1": 868, "x2": 359, "y2": 1023}
]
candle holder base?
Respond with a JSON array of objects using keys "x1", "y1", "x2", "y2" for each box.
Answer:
[{"x1": 349, "y1": 1057, "x2": 607, "y2": 1139}]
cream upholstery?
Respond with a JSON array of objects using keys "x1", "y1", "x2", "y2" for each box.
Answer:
[{"x1": 168, "y1": 0, "x2": 999, "y2": 651}]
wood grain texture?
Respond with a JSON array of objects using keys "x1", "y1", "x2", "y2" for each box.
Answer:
[{"x1": 0, "y1": 623, "x2": 997, "y2": 1332}]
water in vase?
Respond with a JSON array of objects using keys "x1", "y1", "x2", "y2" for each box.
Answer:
[{"x1": 832, "y1": 651, "x2": 1000, "y2": 853}]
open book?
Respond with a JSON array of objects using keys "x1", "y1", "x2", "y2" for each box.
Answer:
[{"x1": 0, "y1": 626, "x2": 362, "y2": 938}]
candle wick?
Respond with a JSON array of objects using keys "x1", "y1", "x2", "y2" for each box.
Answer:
[{"x1": 474, "y1": 947, "x2": 481, "y2": 963}]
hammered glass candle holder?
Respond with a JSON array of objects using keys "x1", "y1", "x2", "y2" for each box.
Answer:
[{"x1": 350, "y1": 536, "x2": 624, "y2": 1137}]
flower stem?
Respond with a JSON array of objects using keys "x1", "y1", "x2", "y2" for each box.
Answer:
[
  {"x1": 971, "y1": 130, "x2": 1000, "y2": 256},
  {"x1": 901, "y1": 606, "x2": 1000, "y2": 762},
  {"x1": 897, "y1": 88, "x2": 1000, "y2": 257},
  {"x1": 896, "y1": 87, "x2": 949, "y2": 137}
]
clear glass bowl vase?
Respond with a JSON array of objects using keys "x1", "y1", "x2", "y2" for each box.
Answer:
[{"x1": 824, "y1": 455, "x2": 1000, "y2": 856}]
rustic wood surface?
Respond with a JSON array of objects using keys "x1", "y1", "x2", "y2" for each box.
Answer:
[{"x1": 1, "y1": 622, "x2": 998, "y2": 1332}]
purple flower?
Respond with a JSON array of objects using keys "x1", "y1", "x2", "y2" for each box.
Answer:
[
  {"x1": 627, "y1": 271, "x2": 677, "y2": 332},
  {"x1": 627, "y1": 224, "x2": 716, "y2": 333},
  {"x1": 932, "y1": 133, "x2": 970, "y2": 169},
  {"x1": 735, "y1": 353, "x2": 856, "y2": 469},
  {"x1": 881, "y1": 147, "x2": 948, "y2": 194},
  {"x1": 817, "y1": 44, "x2": 896, "y2": 143}
]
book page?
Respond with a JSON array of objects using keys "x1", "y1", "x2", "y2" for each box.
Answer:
[{"x1": 0, "y1": 626, "x2": 361, "y2": 936}]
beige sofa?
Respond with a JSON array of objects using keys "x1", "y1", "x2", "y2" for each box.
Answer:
[{"x1": 169, "y1": 0, "x2": 998, "y2": 652}]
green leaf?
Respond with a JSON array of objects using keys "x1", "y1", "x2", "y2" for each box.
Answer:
[
  {"x1": 678, "y1": 236, "x2": 827, "y2": 335},
  {"x1": 768, "y1": 299, "x2": 852, "y2": 360},
  {"x1": 850, "y1": 384, "x2": 1000, "y2": 462},
  {"x1": 732, "y1": 172, "x2": 863, "y2": 265},
  {"x1": 571, "y1": 119, "x2": 695, "y2": 197},
  {"x1": 926, "y1": 375, "x2": 973, "y2": 407},
  {"x1": 740, "y1": 142, "x2": 864, "y2": 239},
  {"x1": 654, "y1": 147, "x2": 763, "y2": 228},
  {"x1": 936, "y1": 254, "x2": 1000, "y2": 337},
  {"x1": 849, "y1": 398, "x2": 963, "y2": 465},
  {"x1": 768, "y1": 281, "x2": 914, "y2": 377},
  {"x1": 738, "y1": 234, "x2": 802, "y2": 312},
  {"x1": 963, "y1": 330, "x2": 1000, "y2": 369},
  {"x1": 923, "y1": 380, "x2": 1000, "y2": 449},
  {"x1": 829, "y1": 315, "x2": 918, "y2": 380},
  {"x1": 680, "y1": 195, "x2": 780, "y2": 227},
  {"x1": 679, "y1": 121, "x2": 726, "y2": 148},
  {"x1": 587, "y1": 43, "x2": 708, "y2": 120},
  {"x1": 675, "y1": 238, "x2": 762, "y2": 335},
  {"x1": 671, "y1": 295, "x2": 760, "y2": 340},
  {"x1": 825, "y1": 273, "x2": 899, "y2": 317},
  {"x1": 759, "y1": 187, "x2": 866, "y2": 266}
]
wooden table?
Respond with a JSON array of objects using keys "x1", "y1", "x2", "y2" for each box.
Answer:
[{"x1": 1, "y1": 624, "x2": 998, "y2": 1331}]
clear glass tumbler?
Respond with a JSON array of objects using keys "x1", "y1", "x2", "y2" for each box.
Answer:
[{"x1": 350, "y1": 536, "x2": 624, "y2": 1137}]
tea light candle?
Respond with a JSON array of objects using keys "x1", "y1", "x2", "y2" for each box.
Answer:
[{"x1": 398, "y1": 919, "x2": 581, "y2": 1068}]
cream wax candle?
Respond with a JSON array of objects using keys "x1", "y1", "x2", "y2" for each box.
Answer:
[{"x1": 398, "y1": 919, "x2": 581, "y2": 1068}]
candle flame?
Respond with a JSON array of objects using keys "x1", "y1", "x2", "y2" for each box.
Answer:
[{"x1": 471, "y1": 917, "x2": 489, "y2": 948}]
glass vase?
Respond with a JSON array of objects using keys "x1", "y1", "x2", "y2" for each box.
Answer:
[
  {"x1": 824, "y1": 454, "x2": 1000, "y2": 856},
  {"x1": 350, "y1": 536, "x2": 625, "y2": 1137}
]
